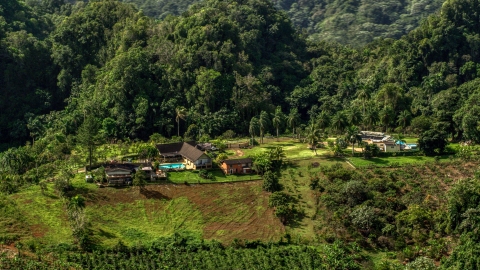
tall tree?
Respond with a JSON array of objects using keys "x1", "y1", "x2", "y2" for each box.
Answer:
[
  {"x1": 287, "y1": 108, "x2": 301, "y2": 138},
  {"x1": 364, "y1": 107, "x2": 379, "y2": 131},
  {"x1": 316, "y1": 111, "x2": 330, "y2": 130},
  {"x1": 259, "y1": 111, "x2": 270, "y2": 144},
  {"x1": 347, "y1": 107, "x2": 363, "y2": 127},
  {"x1": 272, "y1": 106, "x2": 284, "y2": 141},
  {"x1": 331, "y1": 111, "x2": 348, "y2": 134},
  {"x1": 305, "y1": 121, "x2": 324, "y2": 155},
  {"x1": 345, "y1": 125, "x2": 362, "y2": 155},
  {"x1": 175, "y1": 106, "x2": 187, "y2": 137},
  {"x1": 77, "y1": 116, "x2": 100, "y2": 171},
  {"x1": 249, "y1": 117, "x2": 259, "y2": 145},
  {"x1": 397, "y1": 110, "x2": 411, "y2": 134},
  {"x1": 356, "y1": 88, "x2": 369, "y2": 115},
  {"x1": 379, "y1": 106, "x2": 395, "y2": 132}
]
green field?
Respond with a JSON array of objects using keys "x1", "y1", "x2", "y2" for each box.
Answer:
[
  {"x1": 228, "y1": 140, "x2": 329, "y2": 160},
  {"x1": 348, "y1": 155, "x2": 451, "y2": 167}
]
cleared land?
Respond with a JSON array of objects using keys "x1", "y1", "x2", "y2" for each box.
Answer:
[{"x1": 6, "y1": 177, "x2": 284, "y2": 247}]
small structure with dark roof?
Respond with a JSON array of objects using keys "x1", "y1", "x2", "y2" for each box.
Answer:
[
  {"x1": 220, "y1": 158, "x2": 253, "y2": 175},
  {"x1": 156, "y1": 141, "x2": 196, "y2": 162},
  {"x1": 104, "y1": 164, "x2": 136, "y2": 186},
  {"x1": 156, "y1": 141, "x2": 212, "y2": 170}
]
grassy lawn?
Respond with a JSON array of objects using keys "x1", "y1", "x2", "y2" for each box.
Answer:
[
  {"x1": 230, "y1": 140, "x2": 329, "y2": 160},
  {"x1": 349, "y1": 155, "x2": 451, "y2": 167},
  {"x1": 166, "y1": 169, "x2": 262, "y2": 184}
]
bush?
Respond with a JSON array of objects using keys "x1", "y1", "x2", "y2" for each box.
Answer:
[
  {"x1": 349, "y1": 205, "x2": 377, "y2": 231},
  {"x1": 263, "y1": 171, "x2": 280, "y2": 192},
  {"x1": 199, "y1": 170, "x2": 214, "y2": 180}
]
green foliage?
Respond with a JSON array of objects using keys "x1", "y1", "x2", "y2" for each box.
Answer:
[
  {"x1": 133, "y1": 169, "x2": 147, "y2": 188},
  {"x1": 350, "y1": 205, "x2": 377, "y2": 231},
  {"x1": 198, "y1": 169, "x2": 214, "y2": 180},
  {"x1": 262, "y1": 170, "x2": 280, "y2": 192},
  {"x1": 418, "y1": 129, "x2": 449, "y2": 156},
  {"x1": 0, "y1": 234, "x2": 362, "y2": 269}
]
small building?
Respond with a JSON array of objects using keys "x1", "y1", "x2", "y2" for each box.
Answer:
[
  {"x1": 105, "y1": 166, "x2": 134, "y2": 186},
  {"x1": 220, "y1": 158, "x2": 253, "y2": 175},
  {"x1": 179, "y1": 143, "x2": 212, "y2": 170},
  {"x1": 156, "y1": 141, "x2": 196, "y2": 162},
  {"x1": 373, "y1": 141, "x2": 401, "y2": 152},
  {"x1": 139, "y1": 164, "x2": 156, "y2": 181},
  {"x1": 156, "y1": 141, "x2": 212, "y2": 170}
]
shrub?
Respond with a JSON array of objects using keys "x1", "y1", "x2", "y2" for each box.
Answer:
[
  {"x1": 263, "y1": 171, "x2": 280, "y2": 192},
  {"x1": 350, "y1": 205, "x2": 377, "y2": 231}
]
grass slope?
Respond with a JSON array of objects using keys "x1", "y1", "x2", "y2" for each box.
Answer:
[{"x1": 2, "y1": 176, "x2": 283, "y2": 248}]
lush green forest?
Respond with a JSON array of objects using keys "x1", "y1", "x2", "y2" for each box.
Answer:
[
  {"x1": 118, "y1": 0, "x2": 444, "y2": 46},
  {"x1": 3, "y1": 0, "x2": 480, "y2": 149},
  {"x1": 3, "y1": 0, "x2": 480, "y2": 268}
]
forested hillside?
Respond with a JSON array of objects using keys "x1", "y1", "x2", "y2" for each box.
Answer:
[
  {"x1": 2, "y1": 0, "x2": 480, "y2": 149},
  {"x1": 120, "y1": 0, "x2": 443, "y2": 46}
]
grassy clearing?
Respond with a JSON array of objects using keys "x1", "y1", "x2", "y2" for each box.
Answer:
[
  {"x1": 276, "y1": 157, "x2": 349, "y2": 242},
  {"x1": 229, "y1": 140, "x2": 329, "y2": 160},
  {"x1": 348, "y1": 155, "x2": 451, "y2": 167},
  {"x1": 166, "y1": 169, "x2": 262, "y2": 184}
]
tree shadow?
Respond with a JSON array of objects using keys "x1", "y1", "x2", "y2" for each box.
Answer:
[
  {"x1": 140, "y1": 188, "x2": 170, "y2": 200},
  {"x1": 97, "y1": 228, "x2": 117, "y2": 239}
]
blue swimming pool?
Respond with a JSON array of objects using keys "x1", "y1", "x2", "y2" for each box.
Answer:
[{"x1": 159, "y1": 163, "x2": 185, "y2": 170}]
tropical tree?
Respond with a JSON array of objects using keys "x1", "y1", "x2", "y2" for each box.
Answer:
[
  {"x1": 175, "y1": 106, "x2": 187, "y2": 137},
  {"x1": 356, "y1": 88, "x2": 369, "y2": 115},
  {"x1": 305, "y1": 122, "x2": 324, "y2": 155},
  {"x1": 331, "y1": 111, "x2": 348, "y2": 134},
  {"x1": 316, "y1": 111, "x2": 330, "y2": 130},
  {"x1": 259, "y1": 111, "x2": 270, "y2": 144},
  {"x1": 364, "y1": 107, "x2": 379, "y2": 130},
  {"x1": 249, "y1": 117, "x2": 259, "y2": 145},
  {"x1": 77, "y1": 115, "x2": 101, "y2": 171},
  {"x1": 347, "y1": 107, "x2": 362, "y2": 127},
  {"x1": 268, "y1": 146, "x2": 286, "y2": 169},
  {"x1": 345, "y1": 126, "x2": 362, "y2": 155},
  {"x1": 397, "y1": 110, "x2": 411, "y2": 134},
  {"x1": 253, "y1": 152, "x2": 272, "y2": 175},
  {"x1": 133, "y1": 169, "x2": 147, "y2": 191},
  {"x1": 379, "y1": 106, "x2": 395, "y2": 132},
  {"x1": 272, "y1": 106, "x2": 284, "y2": 141},
  {"x1": 287, "y1": 108, "x2": 301, "y2": 138}
]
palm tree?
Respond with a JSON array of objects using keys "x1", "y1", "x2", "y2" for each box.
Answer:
[
  {"x1": 272, "y1": 106, "x2": 284, "y2": 141},
  {"x1": 331, "y1": 111, "x2": 348, "y2": 134},
  {"x1": 269, "y1": 146, "x2": 286, "y2": 169},
  {"x1": 347, "y1": 107, "x2": 363, "y2": 127},
  {"x1": 379, "y1": 106, "x2": 394, "y2": 132},
  {"x1": 249, "y1": 117, "x2": 259, "y2": 145},
  {"x1": 259, "y1": 111, "x2": 270, "y2": 144},
  {"x1": 397, "y1": 110, "x2": 411, "y2": 134},
  {"x1": 356, "y1": 88, "x2": 369, "y2": 115},
  {"x1": 287, "y1": 108, "x2": 301, "y2": 138},
  {"x1": 317, "y1": 111, "x2": 330, "y2": 130},
  {"x1": 305, "y1": 122, "x2": 323, "y2": 155},
  {"x1": 364, "y1": 107, "x2": 379, "y2": 130},
  {"x1": 175, "y1": 106, "x2": 187, "y2": 137},
  {"x1": 345, "y1": 126, "x2": 362, "y2": 155}
]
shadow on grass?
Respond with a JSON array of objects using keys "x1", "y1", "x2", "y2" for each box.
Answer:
[
  {"x1": 367, "y1": 158, "x2": 389, "y2": 164},
  {"x1": 140, "y1": 188, "x2": 170, "y2": 200},
  {"x1": 97, "y1": 228, "x2": 117, "y2": 239}
]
